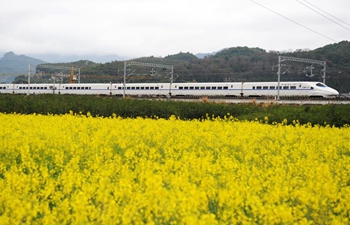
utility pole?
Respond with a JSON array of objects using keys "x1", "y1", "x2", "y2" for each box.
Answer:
[
  {"x1": 123, "y1": 61, "x2": 126, "y2": 98},
  {"x1": 277, "y1": 56, "x2": 281, "y2": 100},
  {"x1": 27, "y1": 64, "x2": 31, "y2": 95}
]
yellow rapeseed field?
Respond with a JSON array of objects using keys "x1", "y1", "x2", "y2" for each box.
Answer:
[{"x1": 0, "y1": 112, "x2": 349, "y2": 224}]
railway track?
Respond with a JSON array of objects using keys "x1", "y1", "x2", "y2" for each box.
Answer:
[{"x1": 132, "y1": 95, "x2": 350, "y2": 105}]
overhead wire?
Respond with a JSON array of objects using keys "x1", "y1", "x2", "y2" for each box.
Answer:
[
  {"x1": 296, "y1": 0, "x2": 350, "y2": 32},
  {"x1": 248, "y1": 0, "x2": 337, "y2": 42},
  {"x1": 300, "y1": 0, "x2": 350, "y2": 27}
]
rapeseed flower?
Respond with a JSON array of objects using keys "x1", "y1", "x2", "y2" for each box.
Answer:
[{"x1": 0, "y1": 113, "x2": 349, "y2": 224}]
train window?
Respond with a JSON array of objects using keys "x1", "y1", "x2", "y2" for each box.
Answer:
[
  {"x1": 206, "y1": 86, "x2": 210, "y2": 89},
  {"x1": 77, "y1": 87, "x2": 81, "y2": 89},
  {"x1": 74, "y1": 87, "x2": 77, "y2": 90},
  {"x1": 283, "y1": 86, "x2": 289, "y2": 89},
  {"x1": 212, "y1": 87, "x2": 217, "y2": 89},
  {"x1": 179, "y1": 87, "x2": 183, "y2": 90},
  {"x1": 150, "y1": 87, "x2": 154, "y2": 90},
  {"x1": 256, "y1": 86, "x2": 262, "y2": 89},
  {"x1": 200, "y1": 87, "x2": 205, "y2": 89},
  {"x1": 184, "y1": 87, "x2": 189, "y2": 90},
  {"x1": 127, "y1": 87, "x2": 131, "y2": 90},
  {"x1": 311, "y1": 87, "x2": 314, "y2": 89},
  {"x1": 190, "y1": 87, "x2": 194, "y2": 89},
  {"x1": 131, "y1": 87, "x2": 135, "y2": 90},
  {"x1": 141, "y1": 87, "x2": 144, "y2": 90},
  {"x1": 263, "y1": 86, "x2": 268, "y2": 89},
  {"x1": 316, "y1": 83, "x2": 326, "y2": 87},
  {"x1": 136, "y1": 87, "x2": 140, "y2": 90},
  {"x1": 118, "y1": 87, "x2": 122, "y2": 90},
  {"x1": 224, "y1": 86, "x2": 228, "y2": 89},
  {"x1": 252, "y1": 86, "x2": 256, "y2": 89},
  {"x1": 195, "y1": 87, "x2": 199, "y2": 89},
  {"x1": 145, "y1": 87, "x2": 149, "y2": 90},
  {"x1": 290, "y1": 86, "x2": 296, "y2": 89},
  {"x1": 218, "y1": 86, "x2": 223, "y2": 90},
  {"x1": 269, "y1": 86, "x2": 275, "y2": 89},
  {"x1": 155, "y1": 87, "x2": 159, "y2": 90}
]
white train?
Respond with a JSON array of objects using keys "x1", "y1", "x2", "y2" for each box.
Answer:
[{"x1": 0, "y1": 81, "x2": 339, "y2": 98}]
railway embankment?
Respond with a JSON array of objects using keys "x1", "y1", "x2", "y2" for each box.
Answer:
[{"x1": 0, "y1": 94, "x2": 349, "y2": 127}]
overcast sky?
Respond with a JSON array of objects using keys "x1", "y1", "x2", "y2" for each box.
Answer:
[{"x1": 0, "y1": 0, "x2": 349, "y2": 59}]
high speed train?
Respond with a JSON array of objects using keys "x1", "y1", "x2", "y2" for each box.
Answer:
[{"x1": 0, "y1": 81, "x2": 339, "y2": 98}]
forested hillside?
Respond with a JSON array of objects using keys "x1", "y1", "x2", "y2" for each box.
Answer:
[{"x1": 15, "y1": 41, "x2": 350, "y2": 93}]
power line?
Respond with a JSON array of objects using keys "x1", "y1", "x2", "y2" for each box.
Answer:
[
  {"x1": 301, "y1": 0, "x2": 350, "y2": 27},
  {"x1": 296, "y1": 0, "x2": 350, "y2": 32},
  {"x1": 248, "y1": 0, "x2": 337, "y2": 42}
]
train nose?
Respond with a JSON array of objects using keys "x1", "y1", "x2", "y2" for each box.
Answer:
[{"x1": 330, "y1": 88, "x2": 339, "y2": 96}]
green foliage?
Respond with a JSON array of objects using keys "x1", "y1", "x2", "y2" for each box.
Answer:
[
  {"x1": 213, "y1": 46, "x2": 266, "y2": 59},
  {"x1": 0, "y1": 94, "x2": 349, "y2": 127},
  {"x1": 164, "y1": 52, "x2": 197, "y2": 62}
]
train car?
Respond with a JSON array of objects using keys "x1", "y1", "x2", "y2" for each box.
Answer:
[
  {"x1": 170, "y1": 82, "x2": 238, "y2": 97},
  {"x1": 112, "y1": 83, "x2": 169, "y2": 96},
  {"x1": 57, "y1": 83, "x2": 111, "y2": 95},
  {"x1": 0, "y1": 83, "x2": 56, "y2": 94},
  {"x1": 242, "y1": 81, "x2": 339, "y2": 98}
]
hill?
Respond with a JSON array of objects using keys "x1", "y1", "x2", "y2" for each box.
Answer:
[
  {"x1": 0, "y1": 52, "x2": 46, "y2": 75},
  {"x1": 12, "y1": 41, "x2": 350, "y2": 93}
]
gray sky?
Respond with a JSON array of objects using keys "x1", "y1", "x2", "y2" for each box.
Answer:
[{"x1": 0, "y1": 0, "x2": 349, "y2": 59}]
